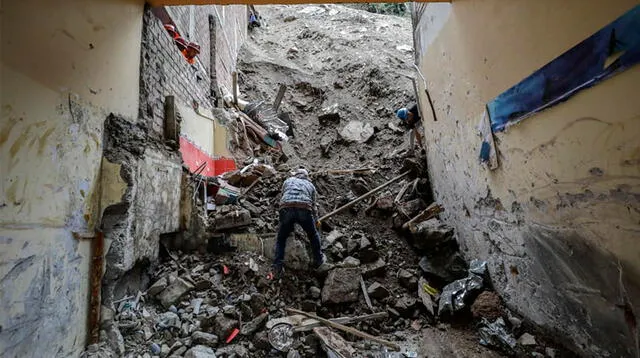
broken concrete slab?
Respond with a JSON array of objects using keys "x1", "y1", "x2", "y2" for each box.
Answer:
[
  {"x1": 397, "y1": 268, "x2": 417, "y2": 289},
  {"x1": 212, "y1": 207, "x2": 252, "y2": 231},
  {"x1": 184, "y1": 345, "x2": 216, "y2": 358},
  {"x1": 156, "y1": 311, "x2": 181, "y2": 329},
  {"x1": 362, "y1": 258, "x2": 386, "y2": 278},
  {"x1": 367, "y1": 282, "x2": 390, "y2": 300},
  {"x1": 339, "y1": 256, "x2": 361, "y2": 268},
  {"x1": 318, "y1": 104, "x2": 341, "y2": 126},
  {"x1": 340, "y1": 120, "x2": 374, "y2": 143},
  {"x1": 191, "y1": 331, "x2": 218, "y2": 347},
  {"x1": 157, "y1": 277, "x2": 194, "y2": 308},
  {"x1": 322, "y1": 268, "x2": 361, "y2": 304},
  {"x1": 147, "y1": 276, "x2": 168, "y2": 297},
  {"x1": 241, "y1": 312, "x2": 268, "y2": 335},
  {"x1": 412, "y1": 218, "x2": 454, "y2": 250}
]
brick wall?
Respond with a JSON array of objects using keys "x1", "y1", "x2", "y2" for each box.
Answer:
[
  {"x1": 140, "y1": 6, "x2": 212, "y2": 138},
  {"x1": 139, "y1": 5, "x2": 248, "y2": 140}
]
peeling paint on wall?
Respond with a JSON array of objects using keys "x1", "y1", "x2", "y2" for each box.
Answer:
[{"x1": 412, "y1": 1, "x2": 640, "y2": 355}]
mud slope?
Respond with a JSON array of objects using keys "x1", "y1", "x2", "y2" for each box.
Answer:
[{"x1": 238, "y1": 4, "x2": 416, "y2": 170}]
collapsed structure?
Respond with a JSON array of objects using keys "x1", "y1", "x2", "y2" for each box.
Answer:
[{"x1": 1, "y1": 1, "x2": 639, "y2": 358}]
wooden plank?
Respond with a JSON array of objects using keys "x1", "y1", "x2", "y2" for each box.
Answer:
[
  {"x1": 232, "y1": 72, "x2": 238, "y2": 105},
  {"x1": 359, "y1": 276, "x2": 374, "y2": 312},
  {"x1": 286, "y1": 308, "x2": 401, "y2": 351},
  {"x1": 273, "y1": 84, "x2": 287, "y2": 112}
]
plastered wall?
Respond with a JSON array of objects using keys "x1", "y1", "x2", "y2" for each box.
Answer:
[
  {"x1": 413, "y1": 1, "x2": 640, "y2": 356},
  {"x1": 0, "y1": 0, "x2": 144, "y2": 356}
]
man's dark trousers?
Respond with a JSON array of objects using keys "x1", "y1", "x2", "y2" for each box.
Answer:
[{"x1": 273, "y1": 207, "x2": 323, "y2": 270}]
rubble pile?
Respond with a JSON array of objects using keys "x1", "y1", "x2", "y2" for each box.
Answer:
[{"x1": 85, "y1": 5, "x2": 567, "y2": 358}]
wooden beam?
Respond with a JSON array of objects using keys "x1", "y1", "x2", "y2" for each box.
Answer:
[{"x1": 149, "y1": 0, "x2": 450, "y2": 6}]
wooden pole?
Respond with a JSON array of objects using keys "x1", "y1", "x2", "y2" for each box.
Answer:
[
  {"x1": 273, "y1": 84, "x2": 287, "y2": 111},
  {"x1": 318, "y1": 171, "x2": 410, "y2": 222},
  {"x1": 232, "y1": 71, "x2": 238, "y2": 105},
  {"x1": 286, "y1": 308, "x2": 401, "y2": 351}
]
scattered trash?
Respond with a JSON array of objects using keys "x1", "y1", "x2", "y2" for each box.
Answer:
[
  {"x1": 438, "y1": 260, "x2": 487, "y2": 316},
  {"x1": 269, "y1": 323, "x2": 295, "y2": 352},
  {"x1": 478, "y1": 317, "x2": 517, "y2": 352},
  {"x1": 225, "y1": 327, "x2": 240, "y2": 344}
]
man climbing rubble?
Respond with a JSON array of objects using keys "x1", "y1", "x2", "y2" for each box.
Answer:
[
  {"x1": 396, "y1": 103, "x2": 424, "y2": 154},
  {"x1": 270, "y1": 168, "x2": 333, "y2": 280}
]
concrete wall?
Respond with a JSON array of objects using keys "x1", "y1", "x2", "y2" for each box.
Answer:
[
  {"x1": 413, "y1": 1, "x2": 640, "y2": 356},
  {"x1": 0, "y1": 0, "x2": 144, "y2": 356}
]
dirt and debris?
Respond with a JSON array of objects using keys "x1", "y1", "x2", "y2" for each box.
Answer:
[{"x1": 85, "y1": 5, "x2": 573, "y2": 358}]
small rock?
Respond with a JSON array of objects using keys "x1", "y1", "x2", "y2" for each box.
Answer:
[
  {"x1": 253, "y1": 331, "x2": 271, "y2": 350},
  {"x1": 397, "y1": 269, "x2": 417, "y2": 288},
  {"x1": 287, "y1": 349, "x2": 301, "y2": 358},
  {"x1": 394, "y1": 295, "x2": 418, "y2": 317},
  {"x1": 148, "y1": 276, "x2": 168, "y2": 296},
  {"x1": 157, "y1": 277, "x2": 194, "y2": 308},
  {"x1": 213, "y1": 314, "x2": 240, "y2": 339},
  {"x1": 157, "y1": 311, "x2": 181, "y2": 329},
  {"x1": 340, "y1": 256, "x2": 361, "y2": 267},
  {"x1": 412, "y1": 218, "x2": 454, "y2": 250},
  {"x1": 173, "y1": 346, "x2": 187, "y2": 356},
  {"x1": 192, "y1": 298, "x2": 204, "y2": 315},
  {"x1": 241, "y1": 312, "x2": 268, "y2": 335},
  {"x1": 518, "y1": 332, "x2": 537, "y2": 346},
  {"x1": 184, "y1": 345, "x2": 216, "y2": 358},
  {"x1": 283, "y1": 15, "x2": 297, "y2": 22},
  {"x1": 340, "y1": 120, "x2": 374, "y2": 143},
  {"x1": 362, "y1": 258, "x2": 386, "y2": 278},
  {"x1": 301, "y1": 300, "x2": 317, "y2": 312},
  {"x1": 545, "y1": 347, "x2": 556, "y2": 358},
  {"x1": 359, "y1": 236, "x2": 372, "y2": 251},
  {"x1": 309, "y1": 286, "x2": 322, "y2": 299},
  {"x1": 215, "y1": 344, "x2": 249, "y2": 357},
  {"x1": 322, "y1": 268, "x2": 361, "y2": 304},
  {"x1": 318, "y1": 104, "x2": 341, "y2": 126},
  {"x1": 250, "y1": 293, "x2": 267, "y2": 315},
  {"x1": 367, "y1": 282, "x2": 390, "y2": 299},
  {"x1": 191, "y1": 331, "x2": 219, "y2": 347},
  {"x1": 161, "y1": 344, "x2": 171, "y2": 357},
  {"x1": 471, "y1": 291, "x2": 503, "y2": 320}
]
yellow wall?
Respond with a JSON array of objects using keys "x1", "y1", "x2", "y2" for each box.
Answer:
[
  {"x1": 0, "y1": 0, "x2": 144, "y2": 356},
  {"x1": 414, "y1": 1, "x2": 639, "y2": 355}
]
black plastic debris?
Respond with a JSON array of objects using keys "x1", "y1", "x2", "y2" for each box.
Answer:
[
  {"x1": 437, "y1": 259, "x2": 487, "y2": 315},
  {"x1": 478, "y1": 317, "x2": 517, "y2": 353}
]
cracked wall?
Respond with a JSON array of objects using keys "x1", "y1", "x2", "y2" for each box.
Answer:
[
  {"x1": 0, "y1": 0, "x2": 144, "y2": 356},
  {"x1": 413, "y1": 1, "x2": 640, "y2": 356}
]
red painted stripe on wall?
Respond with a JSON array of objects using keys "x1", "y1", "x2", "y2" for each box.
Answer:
[{"x1": 179, "y1": 136, "x2": 237, "y2": 177}]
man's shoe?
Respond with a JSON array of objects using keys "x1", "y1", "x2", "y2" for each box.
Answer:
[{"x1": 269, "y1": 265, "x2": 284, "y2": 280}]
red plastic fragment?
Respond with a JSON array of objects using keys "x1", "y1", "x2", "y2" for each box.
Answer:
[{"x1": 226, "y1": 328, "x2": 240, "y2": 344}]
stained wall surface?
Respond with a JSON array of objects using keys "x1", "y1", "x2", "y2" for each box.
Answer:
[
  {"x1": 412, "y1": 1, "x2": 640, "y2": 355},
  {"x1": 0, "y1": 0, "x2": 145, "y2": 356}
]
